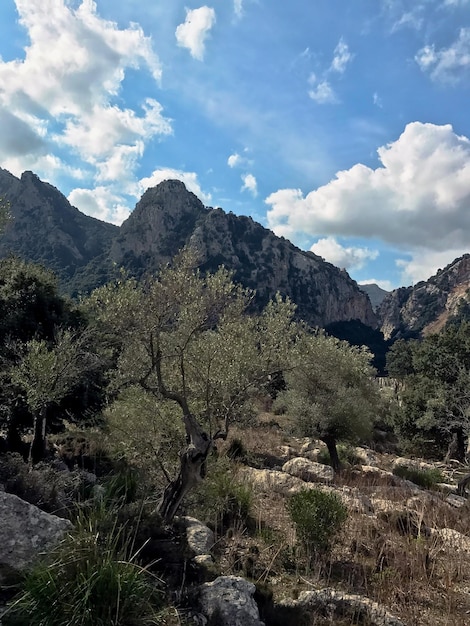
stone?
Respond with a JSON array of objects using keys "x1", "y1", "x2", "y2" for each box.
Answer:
[
  {"x1": 432, "y1": 528, "x2": 470, "y2": 554},
  {"x1": 238, "y1": 466, "x2": 317, "y2": 496},
  {"x1": 445, "y1": 493, "x2": 468, "y2": 508},
  {"x1": 199, "y1": 576, "x2": 264, "y2": 626},
  {"x1": 282, "y1": 457, "x2": 334, "y2": 483},
  {"x1": 277, "y1": 588, "x2": 405, "y2": 626},
  {"x1": 0, "y1": 491, "x2": 73, "y2": 582},
  {"x1": 181, "y1": 516, "x2": 215, "y2": 556}
]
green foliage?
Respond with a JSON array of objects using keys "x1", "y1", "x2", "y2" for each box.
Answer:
[
  {"x1": 276, "y1": 332, "x2": 380, "y2": 466},
  {"x1": 392, "y1": 464, "x2": 444, "y2": 490},
  {"x1": 192, "y1": 456, "x2": 253, "y2": 534},
  {"x1": 4, "y1": 509, "x2": 162, "y2": 626},
  {"x1": 287, "y1": 488, "x2": 348, "y2": 555},
  {"x1": 317, "y1": 443, "x2": 362, "y2": 467}
]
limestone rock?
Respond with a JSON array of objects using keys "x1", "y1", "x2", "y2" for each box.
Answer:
[
  {"x1": 432, "y1": 527, "x2": 470, "y2": 554},
  {"x1": 282, "y1": 457, "x2": 334, "y2": 483},
  {"x1": 181, "y1": 516, "x2": 215, "y2": 556},
  {"x1": 0, "y1": 491, "x2": 72, "y2": 581},
  {"x1": 199, "y1": 575, "x2": 264, "y2": 626},
  {"x1": 238, "y1": 467, "x2": 317, "y2": 496},
  {"x1": 277, "y1": 588, "x2": 405, "y2": 626}
]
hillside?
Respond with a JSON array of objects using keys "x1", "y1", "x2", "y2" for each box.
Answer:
[
  {"x1": 0, "y1": 171, "x2": 377, "y2": 330},
  {"x1": 378, "y1": 255, "x2": 470, "y2": 340}
]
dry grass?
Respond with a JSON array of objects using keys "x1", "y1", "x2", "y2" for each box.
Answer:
[{"x1": 208, "y1": 413, "x2": 470, "y2": 626}]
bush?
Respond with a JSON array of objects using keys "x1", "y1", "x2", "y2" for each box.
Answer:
[
  {"x1": 392, "y1": 464, "x2": 444, "y2": 489},
  {"x1": 287, "y1": 489, "x2": 348, "y2": 555},
  {"x1": 192, "y1": 457, "x2": 252, "y2": 534},
  {"x1": 3, "y1": 504, "x2": 163, "y2": 626},
  {"x1": 317, "y1": 443, "x2": 362, "y2": 467}
]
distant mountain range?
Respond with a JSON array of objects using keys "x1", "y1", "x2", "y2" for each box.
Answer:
[{"x1": 1, "y1": 168, "x2": 469, "y2": 347}]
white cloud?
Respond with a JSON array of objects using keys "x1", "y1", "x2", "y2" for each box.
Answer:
[
  {"x1": 228, "y1": 152, "x2": 242, "y2": 168},
  {"x1": 311, "y1": 237, "x2": 379, "y2": 270},
  {"x1": 0, "y1": 1, "x2": 170, "y2": 184},
  {"x1": 241, "y1": 173, "x2": 258, "y2": 196},
  {"x1": 68, "y1": 186, "x2": 131, "y2": 225},
  {"x1": 308, "y1": 80, "x2": 337, "y2": 104},
  {"x1": 373, "y1": 92, "x2": 383, "y2": 108},
  {"x1": 396, "y1": 248, "x2": 468, "y2": 285},
  {"x1": 138, "y1": 168, "x2": 211, "y2": 203},
  {"x1": 330, "y1": 38, "x2": 353, "y2": 73},
  {"x1": 415, "y1": 28, "x2": 470, "y2": 82},
  {"x1": 175, "y1": 6, "x2": 216, "y2": 61},
  {"x1": 234, "y1": 0, "x2": 243, "y2": 17},
  {"x1": 266, "y1": 122, "x2": 470, "y2": 272}
]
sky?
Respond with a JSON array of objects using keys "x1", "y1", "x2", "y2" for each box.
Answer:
[{"x1": 0, "y1": 1, "x2": 470, "y2": 290}]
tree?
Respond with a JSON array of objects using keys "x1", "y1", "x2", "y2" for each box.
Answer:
[
  {"x1": 10, "y1": 329, "x2": 100, "y2": 463},
  {"x1": 276, "y1": 331, "x2": 379, "y2": 471},
  {"x1": 387, "y1": 322, "x2": 470, "y2": 461},
  {"x1": 86, "y1": 248, "x2": 297, "y2": 521}
]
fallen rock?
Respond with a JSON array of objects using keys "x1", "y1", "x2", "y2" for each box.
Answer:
[
  {"x1": 238, "y1": 466, "x2": 314, "y2": 496},
  {"x1": 276, "y1": 588, "x2": 405, "y2": 626},
  {"x1": 199, "y1": 575, "x2": 264, "y2": 626},
  {"x1": 0, "y1": 491, "x2": 72, "y2": 582},
  {"x1": 282, "y1": 457, "x2": 334, "y2": 483},
  {"x1": 180, "y1": 516, "x2": 215, "y2": 556}
]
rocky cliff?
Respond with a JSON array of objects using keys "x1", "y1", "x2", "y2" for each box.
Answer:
[
  {"x1": 378, "y1": 254, "x2": 470, "y2": 339},
  {"x1": 111, "y1": 179, "x2": 377, "y2": 328},
  {"x1": 0, "y1": 169, "x2": 118, "y2": 288},
  {"x1": 0, "y1": 171, "x2": 377, "y2": 329}
]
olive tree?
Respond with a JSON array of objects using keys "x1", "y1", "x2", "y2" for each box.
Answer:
[
  {"x1": 86, "y1": 249, "x2": 297, "y2": 521},
  {"x1": 276, "y1": 331, "x2": 380, "y2": 471}
]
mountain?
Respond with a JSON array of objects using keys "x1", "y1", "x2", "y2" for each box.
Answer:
[
  {"x1": 378, "y1": 254, "x2": 470, "y2": 340},
  {"x1": 359, "y1": 283, "x2": 389, "y2": 310},
  {"x1": 0, "y1": 171, "x2": 377, "y2": 329},
  {"x1": 0, "y1": 169, "x2": 118, "y2": 289}
]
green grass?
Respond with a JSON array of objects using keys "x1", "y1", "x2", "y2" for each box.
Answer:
[{"x1": 392, "y1": 464, "x2": 444, "y2": 490}]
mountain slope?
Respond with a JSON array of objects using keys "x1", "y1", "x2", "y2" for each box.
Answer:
[
  {"x1": 0, "y1": 171, "x2": 377, "y2": 329},
  {"x1": 378, "y1": 254, "x2": 470, "y2": 339},
  {"x1": 0, "y1": 169, "x2": 118, "y2": 287}
]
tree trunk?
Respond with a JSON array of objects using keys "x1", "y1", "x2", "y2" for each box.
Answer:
[
  {"x1": 157, "y1": 412, "x2": 212, "y2": 523},
  {"x1": 457, "y1": 473, "x2": 470, "y2": 497},
  {"x1": 322, "y1": 435, "x2": 341, "y2": 473},
  {"x1": 445, "y1": 429, "x2": 466, "y2": 463},
  {"x1": 29, "y1": 406, "x2": 47, "y2": 464}
]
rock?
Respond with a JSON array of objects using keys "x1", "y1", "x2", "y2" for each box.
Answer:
[
  {"x1": 354, "y1": 447, "x2": 377, "y2": 466},
  {"x1": 277, "y1": 588, "x2": 405, "y2": 626},
  {"x1": 199, "y1": 576, "x2": 264, "y2": 626},
  {"x1": 194, "y1": 554, "x2": 214, "y2": 567},
  {"x1": 445, "y1": 493, "x2": 468, "y2": 508},
  {"x1": 180, "y1": 516, "x2": 215, "y2": 556},
  {"x1": 392, "y1": 457, "x2": 436, "y2": 472},
  {"x1": 282, "y1": 457, "x2": 334, "y2": 483},
  {"x1": 432, "y1": 528, "x2": 470, "y2": 554},
  {"x1": 238, "y1": 467, "x2": 317, "y2": 496},
  {"x1": 0, "y1": 491, "x2": 72, "y2": 582}
]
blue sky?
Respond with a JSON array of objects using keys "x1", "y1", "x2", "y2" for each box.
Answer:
[{"x1": 0, "y1": 1, "x2": 470, "y2": 289}]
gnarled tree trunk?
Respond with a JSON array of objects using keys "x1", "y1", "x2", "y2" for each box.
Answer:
[{"x1": 157, "y1": 412, "x2": 212, "y2": 523}]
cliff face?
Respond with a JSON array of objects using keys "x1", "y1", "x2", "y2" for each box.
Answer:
[
  {"x1": 0, "y1": 169, "x2": 118, "y2": 286},
  {"x1": 0, "y1": 171, "x2": 377, "y2": 328},
  {"x1": 378, "y1": 255, "x2": 470, "y2": 339}
]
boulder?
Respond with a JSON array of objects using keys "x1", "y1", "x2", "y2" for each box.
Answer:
[
  {"x1": 0, "y1": 491, "x2": 72, "y2": 582},
  {"x1": 199, "y1": 575, "x2": 264, "y2": 626},
  {"x1": 276, "y1": 588, "x2": 405, "y2": 626},
  {"x1": 282, "y1": 457, "x2": 334, "y2": 483},
  {"x1": 432, "y1": 527, "x2": 470, "y2": 554},
  {"x1": 180, "y1": 516, "x2": 215, "y2": 556},
  {"x1": 238, "y1": 467, "x2": 316, "y2": 496},
  {"x1": 445, "y1": 493, "x2": 468, "y2": 508}
]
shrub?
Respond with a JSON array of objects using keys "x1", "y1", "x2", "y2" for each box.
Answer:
[
  {"x1": 3, "y1": 504, "x2": 163, "y2": 626},
  {"x1": 287, "y1": 489, "x2": 348, "y2": 555},
  {"x1": 392, "y1": 464, "x2": 444, "y2": 489},
  {"x1": 192, "y1": 457, "x2": 253, "y2": 534},
  {"x1": 317, "y1": 443, "x2": 362, "y2": 467}
]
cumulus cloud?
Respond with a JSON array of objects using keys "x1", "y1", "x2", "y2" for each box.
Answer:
[
  {"x1": 234, "y1": 0, "x2": 243, "y2": 17},
  {"x1": 68, "y1": 187, "x2": 131, "y2": 225},
  {"x1": 396, "y1": 248, "x2": 469, "y2": 285},
  {"x1": 415, "y1": 28, "x2": 470, "y2": 82},
  {"x1": 241, "y1": 173, "x2": 258, "y2": 196},
  {"x1": 228, "y1": 152, "x2": 242, "y2": 168},
  {"x1": 266, "y1": 122, "x2": 470, "y2": 280},
  {"x1": 330, "y1": 38, "x2": 353, "y2": 73},
  {"x1": 175, "y1": 6, "x2": 216, "y2": 60},
  {"x1": 138, "y1": 168, "x2": 211, "y2": 203},
  {"x1": 0, "y1": 1, "x2": 170, "y2": 184},
  {"x1": 311, "y1": 237, "x2": 379, "y2": 271}
]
